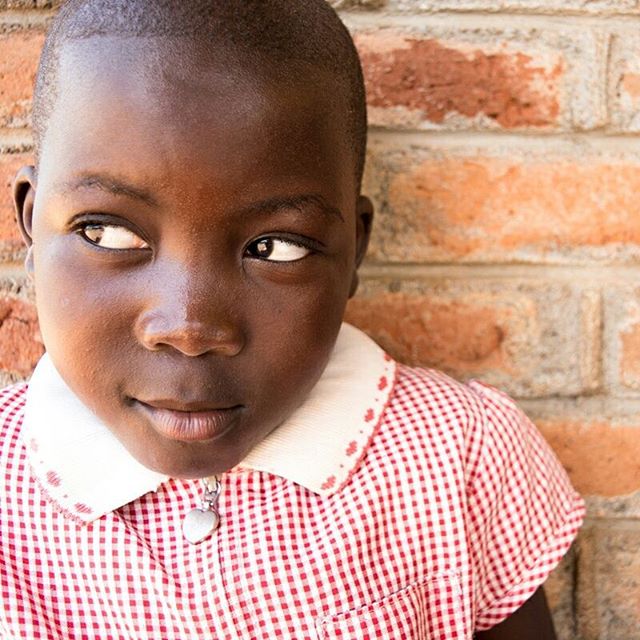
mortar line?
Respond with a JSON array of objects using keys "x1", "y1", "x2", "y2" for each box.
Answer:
[
  {"x1": 7, "y1": 121, "x2": 640, "y2": 155},
  {"x1": 0, "y1": 129, "x2": 34, "y2": 154},
  {"x1": 0, "y1": 9, "x2": 55, "y2": 28},
  {"x1": 518, "y1": 396, "x2": 640, "y2": 414},
  {"x1": 359, "y1": 262, "x2": 640, "y2": 282},
  {"x1": 367, "y1": 129, "x2": 640, "y2": 148},
  {"x1": 341, "y1": 10, "x2": 640, "y2": 32},
  {"x1": 602, "y1": 30, "x2": 614, "y2": 128},
  {"x1": 582, "y1": 514, "x2": 640, "y2": 527}
]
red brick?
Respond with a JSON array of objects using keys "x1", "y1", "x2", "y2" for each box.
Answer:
[
  {"x1": 346, "y1": 279, "x2": 600, "y2": 397},
  {"x1": 606, "y1": 287, "x2": 640, "y2": 393},
  {"x1": 348, "y1": 291, "x2": 508, "y2": 371},
  {"x1": 354, "y1": 27, "x2": 605, "y2": 132},
  {"x1": 544, "y1": 550, "x2": 577, "y2": 640},
  {"x1": 574, "y1": 523, "x2": 640, "y2": 639},
  {"x1": 0, "y1": 296, "x2": 43, "y2": 377},
  {"x1": 385, "y1": 0, "x2": 638, "y2": 13},
  {"x1": 358, "y1": 32, "x2": 560, "y2": 129},
  {"x1": 536, "y1": 419, "x2": 640, "y2": 497},
  {"x1": 365, "y1": 146, "x2": 640, "y2": 264},
  {"x1": 0, "y1": 30, "x2": 45, "y2": 129},
  {"x1": 0, "y1": 153, "x2": 29, "y2": 261},
  {"x1": 619, "y1": 322, "x2": 640, "y2": 389},
  {"x1": 609, "y1": 34, "x2": 640, "y2": 132}
]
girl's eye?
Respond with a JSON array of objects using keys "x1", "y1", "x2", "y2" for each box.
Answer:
[
  {"x1": 247, "y1": 238, "x2": 311, "y2": 262},
  {"x1": 80, "y1": 224, "x2": 149, "y2": 250}
]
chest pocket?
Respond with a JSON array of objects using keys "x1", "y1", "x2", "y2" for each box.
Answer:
[{"x1": 314, "y1": 572, "x2": 468, "y2": 640}]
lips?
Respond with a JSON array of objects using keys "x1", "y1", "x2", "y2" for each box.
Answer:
[{"x1": 134, "y1": 399, "x2": 243, "y2": 442}]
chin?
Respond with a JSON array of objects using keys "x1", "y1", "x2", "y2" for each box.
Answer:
[{"x1": 136, "y1": 445, "x2": 241, "y2": 479}]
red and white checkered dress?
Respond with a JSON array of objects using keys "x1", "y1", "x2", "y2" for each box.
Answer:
[{"x1": 0, "y1": 325, "x2": 584, "y2": 639}]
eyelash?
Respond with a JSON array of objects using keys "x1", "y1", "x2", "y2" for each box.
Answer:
[
  {"x1": 244, "y1": 235, "x2": 320, "y2": 262},
  {"x1": 72, "y1": 218, "x2": 321, "y2": 261},
  {"x1": 72, "y1": 218, "x2": 150, "y2": 252}
]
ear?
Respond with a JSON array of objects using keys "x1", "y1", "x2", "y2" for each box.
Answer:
[
  {"x1": 12, "y1": 165, "x2": 37, "y2": 276},
  {"x1": 349, "y1": 195, "x2": 374, "y2": 298}
]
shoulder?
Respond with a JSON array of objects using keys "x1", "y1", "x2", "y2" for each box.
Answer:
[
  {"x1": 0, "y1": 383, "x2": 29, "y2": 486},
  {"x1": 394, "y1": 363, "x2": 515, "y2": 410},
  {"x1": 382, "y1": 365, "x2": 491, "y2": 479},
  {"x1": 393, "y1": 364, "x2": 533, "y2": 427},
  {"x1": 390, "y1": 364, "x2": 489, "y2": 434},
  {"x1": 0, "y1": 382, "x2": 28, "y2": 420},
  {"x1": 388, "y1": 365, "x2": 542, "y2": 471},
  {"x1": 0, "y1": 382, "x2": 28, "y2": 445}
]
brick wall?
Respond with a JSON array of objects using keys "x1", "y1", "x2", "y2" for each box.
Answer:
[{"x1": 1, "y1": 0, "x2": 639, "y2": 637}]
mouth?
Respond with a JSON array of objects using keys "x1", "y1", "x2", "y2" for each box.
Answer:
[{"x1": 133, "y1": 399, "x2": 243, "y2": 442}]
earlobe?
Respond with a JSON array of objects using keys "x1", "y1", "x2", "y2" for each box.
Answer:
[
  {"x1": 355, "y1": 195, "x2": 374, "y2": 267},
  {"x1": 24, "y1": 246, "x2": 34, "y2": 277},
  {"x1": 12, "y1": 165, "x2": 37, "y2": 248},
  {"x1": 349, "y1": 195, "x2": 374, "y2": 298}
]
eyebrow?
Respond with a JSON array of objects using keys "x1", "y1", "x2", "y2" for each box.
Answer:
[
  {"x1": 58, "y1": 173, "x2": 158, "y2": 207},
  {"x1": 236, "y1": 194, "x2": 345, "y2": 222},
  {"x1": 57, "y1": 174, "x2": 344, "y2": 222}
]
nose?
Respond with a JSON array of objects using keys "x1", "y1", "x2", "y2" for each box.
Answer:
[{"x1": 134, "y1": 274, "x2": 245, "y2": 358}]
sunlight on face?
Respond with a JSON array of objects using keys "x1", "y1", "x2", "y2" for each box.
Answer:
[{"x1": 26, "y1": 37, "x2": 366, "y2": 477}]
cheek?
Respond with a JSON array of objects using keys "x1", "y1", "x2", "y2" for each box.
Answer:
[
  {"x1": 32, "y1": 240, "x2": 135, "y2": 382},
  {"x1": 242, "y1": 270, "x2": 350, "y2": 405},
  {"x1": 251, "y1": 262, "x2": 349, "y2": 333}
]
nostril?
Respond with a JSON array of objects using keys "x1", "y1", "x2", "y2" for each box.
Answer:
[{"x1": 134, "y1": 311, "x2": 244, "y2": 357}]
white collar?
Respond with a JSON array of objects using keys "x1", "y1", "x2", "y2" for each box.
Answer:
[{"x1": 22, "y1": 323, "x2": 396, "y2": 523}]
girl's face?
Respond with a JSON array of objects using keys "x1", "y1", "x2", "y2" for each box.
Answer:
[{"x1": 14, "y1": 37, "x2": 371, "y2": 477}]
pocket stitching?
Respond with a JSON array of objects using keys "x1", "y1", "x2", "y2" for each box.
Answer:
[{"x1": 315, "y1": 570, "x2": 462, "y2": 635}]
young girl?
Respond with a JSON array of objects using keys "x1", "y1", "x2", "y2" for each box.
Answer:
[{"x1": 2, "y1": 1, "x2": 584, "y2": 638}]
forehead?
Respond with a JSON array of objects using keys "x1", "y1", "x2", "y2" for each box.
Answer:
[{"x1": 38, "y1": 36, "x2": 354, "y2": 206}]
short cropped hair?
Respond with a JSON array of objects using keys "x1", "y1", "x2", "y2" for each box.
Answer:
[{"x1": 33, "y1": 0, "x2": 367, "y2": 188}]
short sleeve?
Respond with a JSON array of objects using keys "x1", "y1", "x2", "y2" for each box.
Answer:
[{"x1": 465, "y1": 381, "x2": 585, "y2": 631}]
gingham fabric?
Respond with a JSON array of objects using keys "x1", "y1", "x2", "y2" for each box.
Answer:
[{"x1": 0, "y1": 330, "x2": 584, "y2": 639}]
